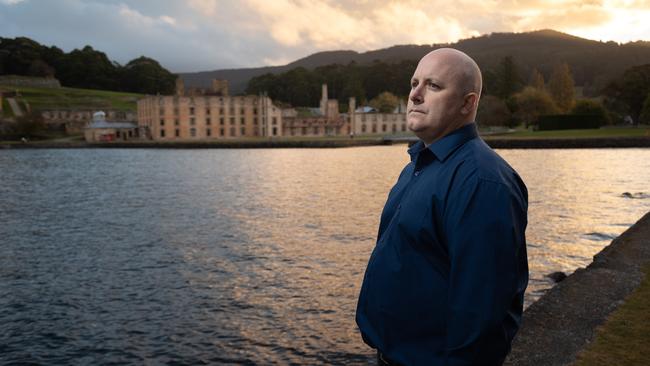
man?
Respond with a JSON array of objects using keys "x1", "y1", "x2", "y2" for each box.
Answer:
[{"x1": 356, "y1": 48, "x2": 528, "y2": 366}]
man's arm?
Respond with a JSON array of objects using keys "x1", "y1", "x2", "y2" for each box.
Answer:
[{"x1": 443, "y1": 177, "x2": 528, "y2": 366}]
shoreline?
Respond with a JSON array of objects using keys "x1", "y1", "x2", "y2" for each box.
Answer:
[
  {"x1": 483, "y1": 136, "x2": 650, "y2": 149},
  {"x1": 504, "y1": 211, "x2": 650, "y2": 366},
  {"x1": 2, "y1": 136, "x2": 650, "y2": 149}
]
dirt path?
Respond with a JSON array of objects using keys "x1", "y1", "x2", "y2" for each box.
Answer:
[{"x1": 6, "y1": 98, "x2": 24, "y2": 117}]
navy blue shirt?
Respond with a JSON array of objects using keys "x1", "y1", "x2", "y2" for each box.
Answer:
[{"x1": 356, "y1": 123, "x2": 528, "y2": 366}]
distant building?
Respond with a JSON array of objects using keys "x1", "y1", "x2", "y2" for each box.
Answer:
[
  {"x1": 84, "y1": 111, "x2": 139, "y2": 142},
  {"x1": 136, "y1": 79, "x2": 407, "y2": 140},
  {"x1": 137, "y1": 79, "x2": 283, "y2": 140},
  {"x1": 281, "y1": 84, "x2": 349, "y2": 137},
  {"x1": 43, "y1": 109, "x2": 136, "y2": 134},
  {"x1": 349, "y1": 97, "x2": 407, "y2": 136}
]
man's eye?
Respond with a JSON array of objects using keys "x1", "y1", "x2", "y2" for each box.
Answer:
[
  {"x1": 411, "y1": 80, "x2": 418, "y2": 88},
  {"x1": 428, "y1": 82, "x2": 439, "y2": 89}
]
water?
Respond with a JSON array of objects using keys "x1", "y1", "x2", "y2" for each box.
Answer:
[{"x1": 1, "y1": 147, "x2": 649, "y2": 365}]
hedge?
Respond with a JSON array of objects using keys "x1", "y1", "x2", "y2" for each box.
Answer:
[{"x1": 537, "y1": 114, "x2": 606, "y2": 130}]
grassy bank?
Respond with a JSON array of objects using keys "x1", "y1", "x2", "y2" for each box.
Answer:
[
  {"x1": 486, "y1": 127, "x2": 650, "y2": 139},
  {"x1": 573, "y1": 263, "x2": 650, "y2": 366},
  {"x1": 0, "y1": 84, "x2": 141, "y2": 111}
]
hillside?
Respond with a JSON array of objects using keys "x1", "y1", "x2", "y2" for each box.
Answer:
[
  {"x1": 180, "y1": 30, "x2": 650, "y2": 94},
  {"x1": 0, "y1": 82, "x2": 142, "y2": 113}
]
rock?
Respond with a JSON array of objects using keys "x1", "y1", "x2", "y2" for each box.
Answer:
[{"x1": 547, "y1": 271, "x2": 568, "y2": 283}]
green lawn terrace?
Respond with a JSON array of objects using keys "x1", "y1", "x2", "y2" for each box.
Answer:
[{"x1": 0, "y1": 84, "x2": 142, "y2": 113}]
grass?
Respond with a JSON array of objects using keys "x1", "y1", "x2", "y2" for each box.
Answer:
[
  {"x1": 1, "y1": 97, "x2": 14, "y2": 117},
  {"x1": 573, "y1": 263, "x2": 650, "y2": 366},
  {"x1": 0, "y1": 84, "x2": 142, "y2": 112},
  {"x1": 485, "y1": 127, "x2": 650, "y2": 139}
]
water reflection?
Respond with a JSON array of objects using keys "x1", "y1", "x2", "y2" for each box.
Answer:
[
  {"x1": 0, "y1": 147, "x2": 649, "y2": 364},
  {"x1": 498, "y1": 148, "x2": 650, "y2": 299}
]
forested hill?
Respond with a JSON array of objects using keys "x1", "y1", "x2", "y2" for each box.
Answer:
[
  {"x1": 180, "y1": 29, "x2": 650, "y2": 94},
  {"x1": 0, "y1": 37, "x2": 176, "y2": 95}
]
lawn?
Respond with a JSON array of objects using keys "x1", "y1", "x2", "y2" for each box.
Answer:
[
  {"x1": 0, "y1": 84, "x2": 142, "y2": 112},
  {"x1": 486, "y1": 127, "x2": 650, "y2": 139},
  {"x1": 572, "y1": 263, "x2": 650, "y2": 366}
]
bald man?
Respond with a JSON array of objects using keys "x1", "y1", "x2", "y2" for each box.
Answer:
[{"x1": 356, "y1": 49, "x2": 528, "y2": 366}]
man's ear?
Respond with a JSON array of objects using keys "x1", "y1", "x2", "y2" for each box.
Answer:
[{"x1": 461, "y1": 93, "x2": 479, "y2": 115}]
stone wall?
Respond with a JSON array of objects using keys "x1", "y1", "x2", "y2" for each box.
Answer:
[{"x1": 0, "y1": 75, "x2": 61, "y2": 88}]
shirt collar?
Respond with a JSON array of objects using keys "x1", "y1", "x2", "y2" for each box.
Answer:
[{"x1": 408, "y1": 123, "x2": 479, "y2": 162}]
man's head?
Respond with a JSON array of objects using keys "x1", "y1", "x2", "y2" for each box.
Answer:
[{"x1": 407, "y1": 48, "x2": 482, "y2": 145}]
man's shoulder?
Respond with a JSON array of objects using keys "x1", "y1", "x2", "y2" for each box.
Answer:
[{"x1": 452, "y1": 138, "x2": 523, "y2": 190}]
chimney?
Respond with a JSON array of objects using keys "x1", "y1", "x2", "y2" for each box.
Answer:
[
  {"x1": 212, "y1": 79, "x2": 229, "y2": 96},
  {"x1": 175, "y1": 77, "x2": 185, "y2": 96},
  {"x1": 348, "y1": 97, "x2": 356, "y2": 114},
  {"x1": 320, "y1": 84, "x2": 328, "y2": 116}
]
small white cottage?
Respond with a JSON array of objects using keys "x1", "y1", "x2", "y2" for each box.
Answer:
[{"x1": 84, "y1": 111, "x2": 138, "y2": 142}]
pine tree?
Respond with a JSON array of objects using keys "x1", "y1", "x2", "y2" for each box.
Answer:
[
  {"x1": 639, "y1": 93, "x2": 650, "y2": 124},
  {"x1": 529, "y1": 68, "x2": 545, "y2": 90},
  {"x1": 548, "y1": 63, "x2": 575, "y2": 112},
  {"x1": 495, "y1": 56, "x2": 523, "y2": 99}
]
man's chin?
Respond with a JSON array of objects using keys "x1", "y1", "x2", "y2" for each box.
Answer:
[{"x1": 407, "y1": 123, "x2": 425, "y2": 133}]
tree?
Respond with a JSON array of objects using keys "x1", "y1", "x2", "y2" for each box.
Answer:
[
  {"x1": 57, "y1": 45, "x2": 119, "y2": 90},
  {"x1": 604, "y1": 64, "x2": 650, "y2": 123},
  {"x1": 120, "y1": 56, "x2": 176, "y2": 94},
  {"x1": 246, "y1": 73, "x2": 279, "y2": 96},
  {"x1": 28, "y1": 59, "x2": 55, "y2": 78},
  {"x1": 571, "y1": 99, "x2": 611, "y2": 125},
  {"x1": 639, "y1": 93, "x2": 650, "y2": 124},
  {"x1": 283, "y1": 67, "x2": 321, "y2": 106},
  {"x1": 528, "y1": 68, "x2": 545, "y2": 90},
  {"x1": 369, "y1": 91, "x2": 400, "y2": 113},
  {"x1": 511, "y1": 87, "x2": 559, "y2": 127},
  {"x1": 548, "y1": 62, "x2": 575, "y2": 112},
  {"x1": 0, "y1": 37, "x2": 44, "y2": 75},
  {"x1": 476, "y1": 95, "x2": 513, "y2": 127},
  {"x1": 494, "y1": 56, "x2": 523, "y2": 99},
  {"x1": 341, "y1": 76, "x2": 366, "y2": 109}
]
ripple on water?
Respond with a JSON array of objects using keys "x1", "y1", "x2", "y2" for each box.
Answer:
[{"x1": 1, "y1": 148, "x2": 649, "y2": 364}]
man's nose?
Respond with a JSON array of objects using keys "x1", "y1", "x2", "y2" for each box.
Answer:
[{"x1": 410, "y1": 85, "x2": 423, "y2": 104}]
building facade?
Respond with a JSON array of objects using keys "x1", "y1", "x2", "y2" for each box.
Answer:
[
  {"x1": 137, "y1": 79, "x2": 407, "y2": 140},
  {"x1": 351, "y1": 110, "x2": 408, "y2": 135},
  {"x1": 348, "y1": 97, "x2": 408, "y2": 136},
  {"x1": 138, "y1": 79, "x2": 283, "y2": 140},
  {"x1": 281, "y1": 84, "x2": 350, "y2": 137},
  {"x1": 84, "y1": 111, "x2": 139, "y2": 142}
]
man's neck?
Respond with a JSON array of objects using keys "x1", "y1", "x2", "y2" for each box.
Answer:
[{"x1": 423, "y1": 121, "x2": 474, "y2": 147}]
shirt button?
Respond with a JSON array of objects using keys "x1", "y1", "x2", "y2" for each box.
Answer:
[{"x1": 414, "y1": 170, "x2": 421, "y2": 176}]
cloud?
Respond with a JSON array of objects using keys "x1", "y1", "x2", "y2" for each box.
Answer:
[
  {"x1": 0, "y1": 0, "x2": 649, "y2": 72},
  {"x1": 187, "y1": 0, "x2": 218, "y2": 17},
  {"x1": 117, "y1": 3, "x2": 182, "y2": 29},
  {"x1": 240, "y1": 0, "x2": 372, "y2": 48}
]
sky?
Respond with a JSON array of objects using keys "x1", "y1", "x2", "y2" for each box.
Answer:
[{"x1": 1, "y1": 0, "x2": 649, "y2": 73}]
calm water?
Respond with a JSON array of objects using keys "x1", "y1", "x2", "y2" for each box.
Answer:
[{"x1": 1, "y1": 147, "x2": 649, "y2": 365}]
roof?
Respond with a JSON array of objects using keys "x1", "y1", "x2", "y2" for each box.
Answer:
[
  {"x1": 355, "y1": 106, "x2": 377, "y2": 113},
  {"x1": 295, "y1": 107, "x2": 324, "y2": 117},
  {"x1": 86, "y1": 121, "x2": 137, "y2": 129},
  {"x1": 86, "y1": 110, "x2": 137, "y2": 129}
]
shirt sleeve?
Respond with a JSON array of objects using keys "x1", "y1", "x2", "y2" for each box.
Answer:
[{"x1": 442, "y1": 177, "x2": 528, "y2": 366}]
